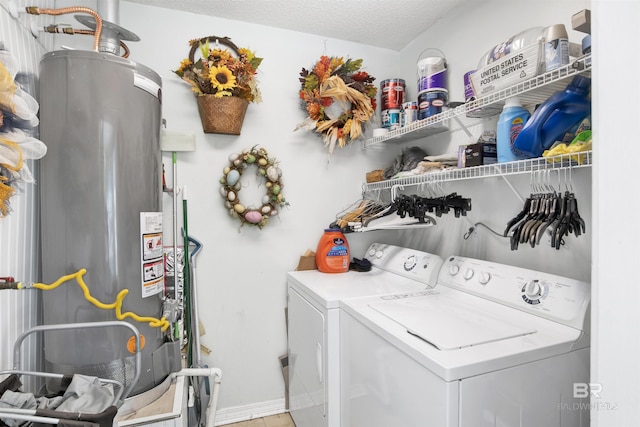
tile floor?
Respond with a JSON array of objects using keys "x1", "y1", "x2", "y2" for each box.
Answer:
[{"x1": 224, "y1": 413, "x2": 295, "y2": 427}]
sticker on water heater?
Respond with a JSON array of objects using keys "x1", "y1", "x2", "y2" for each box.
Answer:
[
  {"x1": 142, "y1": 233, "x2": 163, "y2": 261},
  {"x1": 142, "y1": 261, "x2": 164, "y2": 298},
  {"x1": 140, "y1": 212, "x2": 164, "y2": 298}
]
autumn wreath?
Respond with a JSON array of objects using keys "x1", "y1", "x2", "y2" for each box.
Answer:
[{"x1": 296, "y1": 56, "x2": 377, "y2": 158}]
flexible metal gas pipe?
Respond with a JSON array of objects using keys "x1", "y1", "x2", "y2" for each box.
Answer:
[
  {"x1": 25, "y1": 6, "x2": 103, "y2": 52},
  {"x1": 41, "y1": 25, "x2": 130, "y2": 58}
]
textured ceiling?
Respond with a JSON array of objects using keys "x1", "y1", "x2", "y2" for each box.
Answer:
[{"x1": 125, "y1": 0, "x2": 468, "y2": 51}]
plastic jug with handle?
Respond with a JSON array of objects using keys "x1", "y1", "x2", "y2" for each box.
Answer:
[{"x1": 513, "y1": 75, "x2": 591, "y2": 158}]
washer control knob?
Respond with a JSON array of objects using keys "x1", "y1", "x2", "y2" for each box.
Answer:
[
  {"x1": 463, "y1": 268, "x2": 475, "y2": 280},
  {"x1": 449, "y1": 264, "x2": 460, "y2": 276},
  {"x1": 524, "y1": 280, "x2": 542, "y2": 299},
  {"x1": 478, "y1": 272, "x2": 492, "y2": 285},
  {"x1": 375, "y1": 250, "x2": 384, "y2": 259},
  {"x1": 368, "y1": 247, "x2": 377, "y2": 257},
  {"x1": 404, "y1": 255, "x2": 417, "y2": 271}
]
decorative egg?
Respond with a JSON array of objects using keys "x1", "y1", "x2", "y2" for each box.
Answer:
[
  {"x1": 259, "y1": 168, "x2": 266, "y2": 176},
  {"x1": 266, "y1": 182, "x2": 272, "y2": 188},
  {"x1": 246, "y1": 154, "x2": 256, "y2": 164},
  {"x1": 262, "y1": 195, "x2": 270, "y2": 205},
  {"x1": 223, "y1": 166, "x2": 231, "y2": 175},
  {"x1": 227, "y1": 191, "x2": 236, "y2": 202},
  {"x1": 261, "y1": 205, "x2": 271, "y2": 214},
  {"x1": 234, "y1": 203, "x2": 246, "y2": 214},
  {"x1": 258, "y1": 158, "x2": 268, "y2": 166},
  {"x1": 233, "y1": 159, "x2": 242, "y2": 166},
  {"x1": 229, "y1": 153, "x2": 239, "y2": 162},
  {"x1": 244, "y1": 210, "x2": 263, "y2": 224},
  {"x1": 266, "y1": 166, "x2": 279, "y2": 182},
  {"x1": 226, "y1": 169, "x2": 240, "y2": 186},
  {"x1": 220, "y1": 187, "x2": 227, "y2": 197},
  {"x1": 225, "y1": 201, "x2": 232, "y2": 209},
  {"x1": 242, "y1": 148, "x2": 249, "y2": 154},
  {"x1": 270, "y1": 209, "x2": 278, "y2": 216},
  {"x1": 271, "y1": 184, "x2": 281, "y2": 195},
  {"x1": 234, "y1": 182, "x2": 242, "y2": 191}
]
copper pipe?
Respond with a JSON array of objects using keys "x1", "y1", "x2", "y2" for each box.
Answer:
[
  {"x1": 42, "y1": 25, "x2": 130, "y2": 58},
  {"x1": 26, "y1": 6, "x2": 103, "y2": 52}
]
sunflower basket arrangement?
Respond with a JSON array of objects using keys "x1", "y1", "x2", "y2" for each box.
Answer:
[
  {"x1": 174, "y1": 36, "x2": 263, "y2": 135},
  {"x1": 296, "y1": 56, "x2": 377, "y2": 158}
]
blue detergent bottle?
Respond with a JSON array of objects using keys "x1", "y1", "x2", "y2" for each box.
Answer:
[
  {"x1": 513, "y1": 75, "x2": 591, "y2": 157},
  {"x1": 497, "y1": 97, "x2": 531, "y2": 162}
]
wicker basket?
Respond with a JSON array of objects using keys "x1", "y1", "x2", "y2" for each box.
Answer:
[
  {"x1": 189, "y1": 36, "x2": 249, "y2": 135},
  {"x1": 197, "y1": 94, "x2": 249, "y2": 135}
]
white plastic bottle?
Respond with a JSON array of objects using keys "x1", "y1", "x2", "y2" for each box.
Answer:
[{"x1": 497, "y1": 97, "x2": 531, "y2": 163}]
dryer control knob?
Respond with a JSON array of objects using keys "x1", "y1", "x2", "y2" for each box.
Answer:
[
  {"x1": 375, "y1": 250, "x2": 384, "y2": 259},
  {"x1": 368, "y1": 248, "x2": 376, "y2": 257},
  {"x1": 449, "y1": 264, "x2": 460, "y2": 275}
]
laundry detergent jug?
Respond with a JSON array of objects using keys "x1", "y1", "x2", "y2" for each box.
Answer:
[
  {"x1": 513, "y1": 75, "x2": 591, "y2": 158},
  {"x1": 497, "y1": 97, "x2": 530, "y2": 163},
  {"x1": 316, "y1": 228, "x2": 350, "y2": 273}
]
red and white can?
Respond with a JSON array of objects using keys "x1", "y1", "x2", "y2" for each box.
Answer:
[{"x1": 380, "y1": 79, "x2": 406, "y2": 110}]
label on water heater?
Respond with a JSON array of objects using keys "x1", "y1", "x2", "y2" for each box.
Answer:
[
  {"x1": 140, "y1": 212, "x2": 164, "y2": 298},
  {"x1": 134, "y1": 72, "x2": 162, "y2": 100}
]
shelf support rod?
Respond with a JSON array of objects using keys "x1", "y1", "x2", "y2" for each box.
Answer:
[
  {"x1": 451, "y1": 115, "x2": 473, "y2": 139},
  {"x1": 493, "y1": 165, "x2": 525, "y2": 204}
]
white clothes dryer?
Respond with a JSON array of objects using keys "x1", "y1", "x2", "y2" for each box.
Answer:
[
  {"x1": 287, "y1": 243, "x2": 443, "y2": 427},
  {"x1": 340, "y1": 255, "x2": 591, "y2": 427}
]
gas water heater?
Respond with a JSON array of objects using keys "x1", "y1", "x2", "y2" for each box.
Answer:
[{"x1": 39, "y1": 49, "x2": 180, "y2": 395}]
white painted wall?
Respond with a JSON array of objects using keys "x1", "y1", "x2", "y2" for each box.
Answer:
[
  {"x1": 591, "y1": 1, "x2": 640, "y2": 425},
  {"x1": 8, "y1": 0, "x2": 640, "y2": 426},
  {"x1": 115, "y1": 3, "x2": 404, "y2": 417}
]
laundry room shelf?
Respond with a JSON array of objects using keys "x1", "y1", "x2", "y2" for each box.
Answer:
[
  {"x1": 362, "y1": 150, "x2": 592, "y2": 192},
  {"x1": 362, "y1": 53, "x2": 592, "y2": 149}
]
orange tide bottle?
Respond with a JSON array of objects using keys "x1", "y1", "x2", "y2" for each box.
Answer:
[{"x1": 316, "y1": 228, "x2": 350, "y2": 273}]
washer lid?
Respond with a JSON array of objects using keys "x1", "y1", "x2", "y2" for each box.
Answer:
[{"x1": 368, "y1": 289, "x2": 537, "y2": 350}]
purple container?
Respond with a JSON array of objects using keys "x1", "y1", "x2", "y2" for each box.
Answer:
[
  {"x1": 417, "y1": 54, "x2": 447, "y2": 92},
  {"x1": 464, "y1": 70, "x2": 476, "y2": 102},
  {"x1": 418, "y1": 90, "x2": 448, "y2": 120}
]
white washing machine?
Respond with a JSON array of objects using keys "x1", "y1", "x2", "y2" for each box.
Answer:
[
  {"x1": 287, "y1": 243, "x2": 444, "y2": 427},
  {"x1": 340, "y1": 255, "x2": 591, "y2": 427}
]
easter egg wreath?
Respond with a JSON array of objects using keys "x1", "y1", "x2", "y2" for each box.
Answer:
[{"x1": 220, "y1": 146, "x2": 287, "y2": 229}]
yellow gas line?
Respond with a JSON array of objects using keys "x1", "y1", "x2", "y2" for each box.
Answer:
[{"x1": 19, "y1": 269, "x2": 169, "y2": 331}]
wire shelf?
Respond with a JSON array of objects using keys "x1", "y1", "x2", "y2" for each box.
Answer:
[
  {"x1": 363, "y1": 54, "x2": 592, "y2": 148},
  {"x1": 362, "y1": 150, "x2": 592, "y2": 192}
]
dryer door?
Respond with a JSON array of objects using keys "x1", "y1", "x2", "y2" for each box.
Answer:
[{"x1": 288, "y1": 286, "x2": 327, "y2": 427}]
